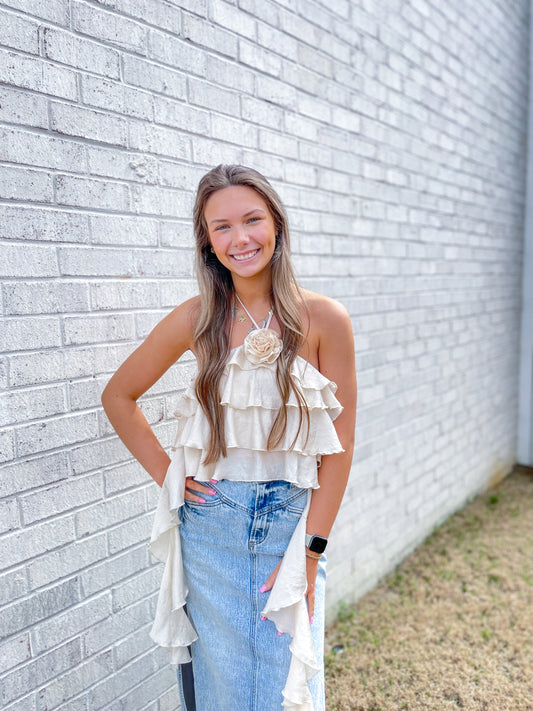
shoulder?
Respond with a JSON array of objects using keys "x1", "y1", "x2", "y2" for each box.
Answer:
[
  {"x1": 150, "y1": 295, "x2": 201, "y2": 352},
  {"x1": 299, "y1": 288, "x2": 352, "y2": 340}
]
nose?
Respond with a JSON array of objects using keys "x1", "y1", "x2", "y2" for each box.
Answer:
[{"x1": 233, "y1": 224, "x2": 250, "y2": 248}]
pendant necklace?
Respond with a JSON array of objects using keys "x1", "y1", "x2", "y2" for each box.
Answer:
[{"x1": 233, "y1": 293, "x2": 274, "y2": 334}]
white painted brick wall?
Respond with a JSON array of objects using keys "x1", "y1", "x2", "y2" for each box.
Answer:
[{"x1": 0, "y1": 0, "x2": 527, "y2": 708}]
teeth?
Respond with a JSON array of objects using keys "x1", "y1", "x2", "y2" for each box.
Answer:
[{"x1": 233, "y1": 250, "x2": 258, "y2": 261}]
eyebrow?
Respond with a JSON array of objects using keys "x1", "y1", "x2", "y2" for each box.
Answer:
[{"x1": 209, "y1": 208, "x2": 266, "y2": 225}]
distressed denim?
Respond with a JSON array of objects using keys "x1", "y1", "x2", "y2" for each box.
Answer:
[{"x1": 176, "y1": 479, "x2": 326, "y2": 711}]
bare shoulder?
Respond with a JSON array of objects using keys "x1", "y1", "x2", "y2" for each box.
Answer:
[
  {"x1": 159, "y1": 294, "x2": 201, "y2": 346},
  {"x1": 299, "y1": 288, "x2": 352, "y2": 341}
]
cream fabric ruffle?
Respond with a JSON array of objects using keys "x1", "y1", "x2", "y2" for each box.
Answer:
[{"x1": 149, "y1": 346, "x2": 343, "y2": 709}]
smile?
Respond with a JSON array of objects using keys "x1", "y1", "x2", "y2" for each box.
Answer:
[{"x1": 231, "y1": 249, "x2": 259, "y2": 262}]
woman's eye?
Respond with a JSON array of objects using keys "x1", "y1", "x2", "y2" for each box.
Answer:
[
  {"x1": 247, "y1": 216, "x2": 260, "y2": 223},
  {"x1": 215, "y1": 224, "x2": 229, "y2": 231}
]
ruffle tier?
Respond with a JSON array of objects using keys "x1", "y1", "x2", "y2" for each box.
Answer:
[{"x1": 149, "y1": 346, "x2": 344, "y2": 709}]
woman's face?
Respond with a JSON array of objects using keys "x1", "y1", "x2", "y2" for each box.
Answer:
[{"x1": 204, "y1": 185, "x2": 277, "y2": 282}]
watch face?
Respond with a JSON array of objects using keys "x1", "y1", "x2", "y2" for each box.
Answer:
[{"x1": 308, "y1": 535, "x2": 327, "y2": 554}]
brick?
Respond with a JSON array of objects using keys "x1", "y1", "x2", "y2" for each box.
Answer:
[
  {"x1": 258, "y1": 128, "x2": 298, "y2": 158},
  {"x1": 0, "y1": 0, "x2": 68, "y2": 24},
  {"x1": 122, "y1": 54, "x2": 187, "y2": 99},
  {"x1": 181, "y1": 12, "x2": 237, "y2": 58},
  {"x1": 107, "y1": 511, "x2": 153, "y2": 554},
  {"x1": 3, "y1": 578, "x2": 80, "y2": 635},
  {"x1": 211, "y1": 114, "x2": 258, "y2": 148},
  {"x1": 81, "y1": 75, "x2": 153, "y2": 121},
  {"x1": 50, "y1": 102, "x2": 127, "y2": 146},
  {"x1": 130, "y1": 184, "x2": 193, "y2": 219},
  {"x1": 88, "y1": 649, "x2": 158, "y2": 709},
  {"x1": 1, "y1": 316, "x2": 61, "y2": 353},
  {"x1": 80, "y1": 545, "x2": 147, "y2": 597},
  {"x1": 188, "y1": 76, "x2": 242, "y2": 115},
  {"x1": 0, "y1": 568, "x2": 28, "y2": 607},
  {"x1": 0, "y1": 48, "x2": 77, "y2": 100},
  {"x1": 256, "y1": 20, "x2": 298, "y2": 61},
  {"x1": 0, "y1": 384, "x2": 66, "y2": 428},
  {"x1": 58, "y1": 246, "x2": 133, "y2": 277},
  {"x1": 72, "y1": 0, "x2": 146, "y2": 52},
  {"x1": 90, "y1": 280, "x2": 159, "y2": 311},
  {"x1": 32, "y1": 592, "x2": 111, "y2": 655},
  {"x1": 20, "y1": 473, "x2": 104, "y2": 525},
  {"x1": 29, "y1": 533, "x2": 106, "y2": 589},
  {"x1": 0, "y1": 452, "x2": 69, "y2": 498},
  {"x1": 3, "y1": 280, "x2": 90, "y2": 316},
  {"x1": 36, "y1": 650, "x2": 112, "y2": 710},
  {"x1": 16, "y1": 412, "x2": 99, "y2": 456},
  {"x1": 206, "y1": 53, "x2": 255, "y2": 92},
  {"x1": 64, "y1": 313, "x2": 135, "y2": 346},
  {"x1": 55, "y1": 174, "x2": 129, "y2": 211},
  {"x1": 192, "y1": 136, "x2": 243, "y2": 166},
  {"x1": 113, "y1": 623, "x2": 154, "y2": 668},
  {"x1": 1, "y1": 639, "x2": 81, "y2": 706},
  {"x1": 256, "y1": 73, "x2": 296, "y2": 109},
  {"x1": 1, "y1": 243, "x2": 58, "y2": 279},
  {"x1": 0, "y1": 85, "x2": 48, "y2": 129},
  {"x1": 160, "y1": 221, "x2": 196, "y2": 250},
  {"x1": 43, "y1": 27, "x2": 120, "y2": 78},
  {"x1": 0, "y1": 497, "x2": 20, "y2": 533},
  {"x1": 0, "y1": 206, "x2": 90, "y2": 244},
  {"x1": 89, "y1": 214, "x2": 158, "y2": 247},
  {"x1": 148, "y1": 28, "x2": 208, "y2": 73},
  {"x1": 158, "y1": 161, "x2": 205, "y2": 190},
  {"x1": 87, "y1": 147, "x2": 158, "y2": 184},
  {"x1": 0, "y1": 13, "x2": 39, "y2": 54},
  {"x1": 128, "y1": 121, "x2": 191, "y2": 161},
  {"x1": 82, "y1": 597, "x2": 152, "y2": 655},
  {"x1": 0, "y1": 633, "x2": 31, "y2": 675},
  {"x1": 210, "y1": 0, "x2": 256, "y2": 36},
  {"x1": 153, "y1": 96, "x2": 210, "y2": 135},
  {"x1": 112, "y1": 565, "x2": 160, "y2": 612},
  {"x1": 241, "y1": 95, "x2": 283, "y2": 129},
  {"x1": 75, "y1": 488, "x2": 146, "y2": 537},
  {"x1": 239, "y1": 38, "x2": 281, "y2": 76},
  {"x1": 0, "y1": 165, "x2": 53, "y2": 203},
  {"x1": 0, "y1": 127, "x2": 86, "y2": 174}
]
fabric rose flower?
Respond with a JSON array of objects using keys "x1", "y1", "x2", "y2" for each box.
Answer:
[{"x1": 244, "y1": 328, "x2": 282, "y2": 365}]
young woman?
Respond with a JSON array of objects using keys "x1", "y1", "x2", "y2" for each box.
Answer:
[{"x1": 101, "y1": 164, "x2": 357, "y2": 711}]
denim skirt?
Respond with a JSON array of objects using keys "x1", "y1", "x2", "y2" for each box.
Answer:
[{"x1": 176, "y1": 479, "x2": 327, "y2": 711}]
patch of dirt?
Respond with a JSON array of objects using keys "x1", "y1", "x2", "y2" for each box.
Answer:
[{"x1": 325, "y1": 465, "x2": 533, "y2": 710}]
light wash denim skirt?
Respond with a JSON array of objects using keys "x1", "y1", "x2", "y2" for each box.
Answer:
[{"x1": 176, "y1": 478, "x2": 327, "y2": 711}]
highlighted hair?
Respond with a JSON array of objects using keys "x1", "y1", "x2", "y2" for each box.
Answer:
[{"x1": 192, "y1": 164, "x2": 309, "y2": 464}]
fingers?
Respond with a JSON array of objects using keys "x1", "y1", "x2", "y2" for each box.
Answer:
[
  {"x1": 260, "y1": 560, "x2": 282, "y2": 593},
  {"x1": 184, "y1": 477, "x2": 217, "y2": 503},
  {"x1": 306, "y1": 556, "x2": 319, "y2": 623},
  {"x1": 307, "y1": 582, "x2": 315, "y2": 623}
]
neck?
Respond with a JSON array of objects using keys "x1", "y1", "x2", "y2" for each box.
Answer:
[{"x1": 232, "y1": 272, "x2": 273, "y2": 309}]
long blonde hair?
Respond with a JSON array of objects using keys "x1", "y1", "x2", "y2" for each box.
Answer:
[{"x1": 192, "y1": 164, "x2": 309, "y2": 464}]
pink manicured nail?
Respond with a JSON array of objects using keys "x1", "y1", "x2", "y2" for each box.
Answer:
[
  {"x1": 198, "y1": 497, "x2": 206, "y2": 503},
  {"x1": 310, "y1": 616, "x2": 314, "y2": 625},
  {"x1": 261, "y1": 616, "x2": 267, "y2": 621},
  {"x1": 210, "y1": 479, "x2": 218, "y2": 483},
  {"x1": 260, "y1": 584, "x2": 267, "y2": 593},
  {"x1": 278, "y1": 631, "x2": 283, "y2": 636},
  {"x1": 208, "y1": 489, "x2": 216, "y2": 495}
]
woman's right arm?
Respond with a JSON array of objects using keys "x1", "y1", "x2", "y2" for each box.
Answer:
[{"x1": 101, "y1": 297, "x2": 199, "y2": 487}]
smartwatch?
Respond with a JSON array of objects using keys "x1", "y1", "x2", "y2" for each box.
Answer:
[{"x1": 305, "y1": 533, "x2": 328, "y2": 555}]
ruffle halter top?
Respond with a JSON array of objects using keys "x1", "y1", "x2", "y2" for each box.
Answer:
[{"x1": 148, "y1": 305, "x2": 344, "y2": 711}]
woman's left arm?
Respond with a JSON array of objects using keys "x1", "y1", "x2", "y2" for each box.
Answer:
[
  {"x1": 262, "y1": 297, "x2": 357, "y2": 621},
  {"x1": 304, "y1": 298, "x2": 357, "y2": 621}
]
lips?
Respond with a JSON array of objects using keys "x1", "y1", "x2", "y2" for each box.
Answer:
[{"x1": 231, "y1": 249, "x2": 259, "y2": 262}]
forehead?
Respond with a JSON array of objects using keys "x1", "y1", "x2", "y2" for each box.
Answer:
[{"x1": 204, "y1": 185, "x2": 270, "y2": 217}]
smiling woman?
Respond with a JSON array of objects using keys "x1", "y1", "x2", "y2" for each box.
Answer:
[{"x1": 101, "y1": 164, "x2": 357, "y2": 711}]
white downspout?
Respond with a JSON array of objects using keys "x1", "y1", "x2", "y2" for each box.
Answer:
[{"x1": 518, "y1": 0, "x2": 533, "y2": 466}]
